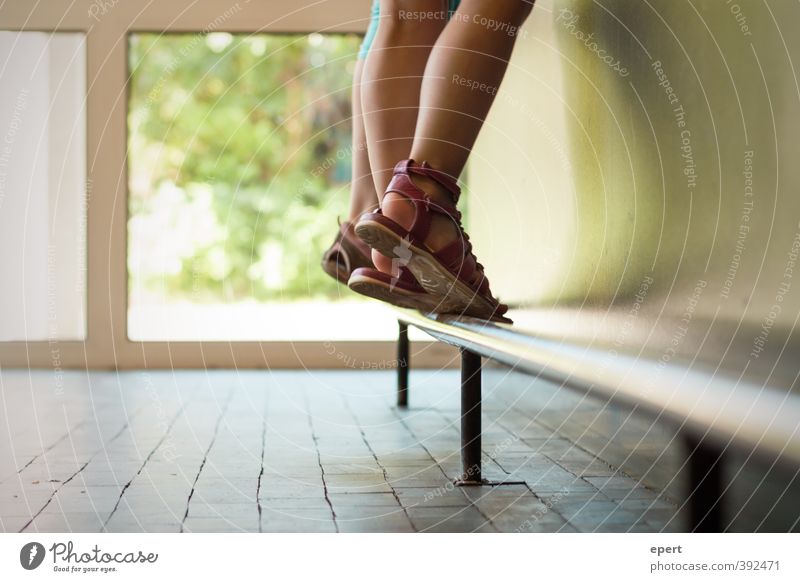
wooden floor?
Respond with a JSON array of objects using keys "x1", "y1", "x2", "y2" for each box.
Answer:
[{"x1": 0, "y1": 369, "x2": 680, "y2": 533}]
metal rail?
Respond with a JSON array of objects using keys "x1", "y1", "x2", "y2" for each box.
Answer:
[{"x1": 393, "y1": 308, "x2": 800, "y2": 530}]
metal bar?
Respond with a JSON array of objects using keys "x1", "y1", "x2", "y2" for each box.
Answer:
[
  {"x1": 458, "y1": 348, "x2": 482, "y2": 484},
  {"x1": 394, "y1": 309, "x2": 800, "y2": 468},
  {"x1": 685, "y1": 435, "x2": 725, "y2": 532},
  {"x1": 397, "y1": 321, "x2": 409, "y2": 408}
]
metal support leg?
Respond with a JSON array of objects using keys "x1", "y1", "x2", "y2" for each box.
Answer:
[
  {"x1": 685, "y1": 435, "x2": 725, "y2": 532},
  {"x1": 397, "y1": 321, "x2": 409, "y2": 408},
  {"x1": 457, "y1": 348, "x2": 483, "y2": 485}
]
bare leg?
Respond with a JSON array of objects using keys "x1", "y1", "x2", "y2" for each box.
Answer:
[
  {"x1": 361, "y1": 0, "x2": 448, "y2": 197},
  {"x1": 381, "y1": 0, "x2": 533, "y2": 257},
  {"x1": 362, "y1": 0, "x2": 448, "y2": 273},
  {"x1": 411, "y1": 1, "x2": 532, "y2": 178},
  {"x1": 347, "y1": 59, "x2": 378, "y2": 221},
  {"x1": 320, "y1": 61, "x2": 376, "y2": 282},
  {"x1": 328, "y1": 3, "x2": 446, "y2": 279}
]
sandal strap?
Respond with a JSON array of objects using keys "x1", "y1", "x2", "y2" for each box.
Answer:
[
  {"x1": 393, "y1": 159, "x2": 461, "y2": 204},
  {"x1": 434, "y1": 240, "x2": 493, "y2": 299},
  {"x1": 385, "y1": 160, "x2": 462, "y2": 243},
  {"x1": 435, "y1": 239, "x2": 477, "y2": 284}
]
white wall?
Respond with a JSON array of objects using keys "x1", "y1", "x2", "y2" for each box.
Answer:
[{"x1": 0, "y1": 32, "x2": 86, "y2": 341}]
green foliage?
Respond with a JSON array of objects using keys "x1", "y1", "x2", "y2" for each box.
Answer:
[{"x1": 128, "y1": 32, "x2": 362, "y2": 302}]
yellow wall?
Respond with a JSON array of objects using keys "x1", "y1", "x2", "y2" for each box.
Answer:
[{"x1": 469, "y1": 0, "x2": 800, "y2": 385}]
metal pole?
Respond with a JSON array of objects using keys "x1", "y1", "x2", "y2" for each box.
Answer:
[
  {"x1": 685, "y1": 435, "x2": 724, "y2": 532},
  {"x1": 397, "y1": 321, "x2": 409, "y2": 408},
  {"x1": 458, "y1": 348, "x2": 482, "y2": 485}
]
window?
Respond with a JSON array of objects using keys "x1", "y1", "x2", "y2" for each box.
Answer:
[
  {"x1": 127, "y1": 31, "x2": 404, "y2": 341},
  {"x1": 0, "y1": 1, "x2": 440, "y2": 368}
]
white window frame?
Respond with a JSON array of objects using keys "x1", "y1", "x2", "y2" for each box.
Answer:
[{"x1": 0, "y1": 0, "x2": 454, "y2": 369}]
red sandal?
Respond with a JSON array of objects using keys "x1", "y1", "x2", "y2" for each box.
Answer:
[
  {"x1": 354, "y1": 160, "x2": 511, "y2": 323},
  {"x1": 321, "y1": 220, "x2": 374, "y2": 284},
  {"x1": 348, "y1": 266, "x2": 448, "y2": 313},
  {"x1": 322, "y1": 219, "x2": 440, "y2": 311}
]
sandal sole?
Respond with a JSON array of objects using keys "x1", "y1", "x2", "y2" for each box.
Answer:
[
  {"x1": 348, "y1": 273, "x2": 443, "y2": 312},
  {"x1": 355, "y1": 219, "x2": 505, "y2": 321}
]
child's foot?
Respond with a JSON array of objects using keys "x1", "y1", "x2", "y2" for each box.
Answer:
[
  {"x1": 322, "y1": 219, "x2": 439, "y2": 311},
  {"x1": 355, "y1": 160, "x2": 511, "y2": 323}
]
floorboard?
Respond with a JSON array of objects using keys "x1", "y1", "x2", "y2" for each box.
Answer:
[{"x1": 0, "y1": 370, "x2": 680, "y2": 532}]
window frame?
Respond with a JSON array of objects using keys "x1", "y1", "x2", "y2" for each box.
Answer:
[{"x1": 0, "y1": 0, "x2": 453, "y2": 369}]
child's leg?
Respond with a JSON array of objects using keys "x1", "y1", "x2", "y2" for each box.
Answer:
[
  {"x1": 382, "y1": 0, "x2": 534, "y2": 256},
  {"x1": 347, "y1": 59, "x2": 378, "y2": 220},
  {"x1": 361, "y1": 0, "x2": 449, "y2": 195}
]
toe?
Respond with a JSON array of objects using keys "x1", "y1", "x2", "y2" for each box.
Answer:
[{"x1": 372, "y1": 249, "x2": 394, "y2": 275}]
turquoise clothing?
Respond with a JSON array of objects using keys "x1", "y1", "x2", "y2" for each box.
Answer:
[{"x1": 358, "y1": 0, "x2": 462, "y2": 59}]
